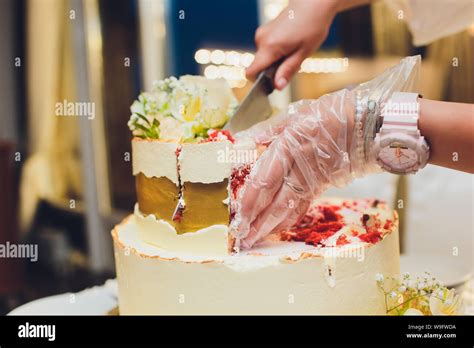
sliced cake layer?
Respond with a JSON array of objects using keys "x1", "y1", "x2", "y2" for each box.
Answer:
[{"x1": 132, "y1": 135, "x2": 257, "y2": 255}]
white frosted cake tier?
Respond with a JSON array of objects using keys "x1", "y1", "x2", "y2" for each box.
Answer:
[{"x1": 113, "y1": 205, "x2": 400, "y2": 315}]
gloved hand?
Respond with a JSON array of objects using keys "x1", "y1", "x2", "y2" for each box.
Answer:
[{"x1": 232, "y1": 56, "x2": 421, "y2": 250}]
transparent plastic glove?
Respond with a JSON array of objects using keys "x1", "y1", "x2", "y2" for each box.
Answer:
[{"x1": 232, "y1": 55, "x2": 421, "y2": 250}]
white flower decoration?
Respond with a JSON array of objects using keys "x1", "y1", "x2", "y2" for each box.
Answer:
[
  {"x1": 128, "y1": 75, "x2": 237, "y2": 141},
  {"x1": 429, "y1": 289, "x2": 462, "y2": 315},
  {"x1": 159, "y1": 117, "x2": 186, "y2": 141},
  {"x1": 404, "y1": 308, "x2": 423, "y2": 315}
]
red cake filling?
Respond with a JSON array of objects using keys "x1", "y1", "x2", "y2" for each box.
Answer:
[
  {"x1": 358, "y1": 231, "x2": 382, "y2": 243},
  {"x1": 229, "y1": 163, "x2": 252, "y2": 223},
  {"x1": 281, "y1": 205, "x2": 345, "y2": 247},
  {"x1": 280, "y1": 200, "x2": 392, "y2": 247},
  {"x1": 336, "y1": 234, "x2": 350, "y2": 246},
  {"x1": 203, "y1": 129, "x2": 235, "y2": 143},
  {"x1": 230, "y1": 163, "x2": 252, "y2": 199}
]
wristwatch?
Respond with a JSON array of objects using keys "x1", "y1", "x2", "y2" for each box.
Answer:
[{"x1": 372, "y1": 92, "x2": 430, "y2": 174}]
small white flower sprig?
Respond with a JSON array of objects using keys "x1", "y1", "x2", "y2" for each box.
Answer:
[
  {"x1": 375, "y1": 272, "x2": 462, "y2": 315},
  {"x1": 128, "y1": 77, "x2": 179, "y2": 139}
]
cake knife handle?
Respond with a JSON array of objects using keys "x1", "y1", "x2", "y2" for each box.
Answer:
[{"x1": 259, "y1": 58, "x2": 284, "y2": 95}]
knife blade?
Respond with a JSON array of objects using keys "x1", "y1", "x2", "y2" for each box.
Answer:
[{"x1": 224, "y1": 61, "x2": 281, "y2": 134}]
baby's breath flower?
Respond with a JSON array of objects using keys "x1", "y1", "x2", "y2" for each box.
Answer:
[{"x1": 378, "y1": 271, "x2": 461, "y2": 316}]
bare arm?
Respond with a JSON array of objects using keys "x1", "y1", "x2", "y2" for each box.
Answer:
[{"x1": 419, "y1": 99, "x2": 474, "y2": 173}]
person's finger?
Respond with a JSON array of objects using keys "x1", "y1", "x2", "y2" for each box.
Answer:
[
  {"x1": 242, "y1": 166, "x2": 310, "y2": 248},
  {"x1": 237, "y1": 137, "x2": 294, "y2": 240},
  {"x1": 245, "y1": 47, "x2": 282, "y2": 81},
  {"x1": 241, "y1": 126, "x2": 331, "y2": 249},
  {"x1": 274, "y1": 49, "x2": 307, "y2": 90},
  {"x1": 271, "y1": 197, "x2": 310, "y2": 232},
  {"x1": 238, "y1": 148, "x2": 285, "y2": 230}
]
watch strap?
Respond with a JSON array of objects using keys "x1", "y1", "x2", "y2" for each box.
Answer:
[{"x1": 381, "y1": 92, "x2": 421, "y2": 133}]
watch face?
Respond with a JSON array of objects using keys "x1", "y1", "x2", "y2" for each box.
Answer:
[{"x1": 379, "y1": 142, "x2": 418, "y2": 171}]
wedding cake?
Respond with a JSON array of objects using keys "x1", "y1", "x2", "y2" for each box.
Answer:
[{"x1": 112, "y1": 76, "x2": 401, "y2": 314}]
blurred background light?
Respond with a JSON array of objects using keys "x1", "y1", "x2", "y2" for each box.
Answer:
[
  {"x1": 209, "y1": 49, "x2": 226, "y2": 65},
  {"x1": 299, "y1": 57, "x2": 349, "y2": 73},
  {"x1": 194, "y1": 49, "x2": 211, "y2": 65}
]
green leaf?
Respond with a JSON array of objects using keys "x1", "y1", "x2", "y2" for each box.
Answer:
[
  {"x1": 147, "y1": 125, "x2": 159, "y2": 139},
  {"x1": 134, "y1": 123, "x2": 150, "y2": 133},
  {"x1": 135, "y1": 112, "x2": 151, "y2": 125}
]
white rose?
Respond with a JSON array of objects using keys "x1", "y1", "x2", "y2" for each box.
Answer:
[
  {"x1": 429, "y1": 289, "x2": 462, "y2": 315},
  {"x1": 179, "y1": 75, "x2": 236, "y2": 128},
  {"x1": 159, "y1": 117, "x2": 185, "y2": 141},
  {"x1": 404, "y1": 308, "x2": 423, "y2": 315}
]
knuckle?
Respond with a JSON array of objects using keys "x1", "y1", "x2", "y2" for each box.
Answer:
[
  {"x1": 255, "y1": 27, "x2": 264, "y2": 42},
  {"x1": 264, "y1": 38, "x2": 279, "y2": 49}
]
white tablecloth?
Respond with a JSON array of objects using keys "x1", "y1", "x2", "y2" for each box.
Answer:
[{"x1": 9, "y1": 279, "x2": 118, "y2": 315}]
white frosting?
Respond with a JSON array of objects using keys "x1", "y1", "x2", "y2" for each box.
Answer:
[
  {"x1": 135, "y1": 205, "x2": 229, "y2": 256},
  {"x1": 132, "y1": 139, "x2": 242, "y2": 184},
  {"x1": 132, "y1": 139, "x2": 179, "y2": 185},
  {"x1": 323, "y1": 255, "x2": 337, "y2": 288},
  {"x1": 179, "y1": 140, "x2": 233, "y2": 183},
  {"x1": 113, "y1": 215, "x2": 400, "y2": 314}
]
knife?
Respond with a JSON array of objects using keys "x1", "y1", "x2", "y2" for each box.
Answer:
[{"x1": 224, "y1": 60, "x2": 281, "y2": 134}]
